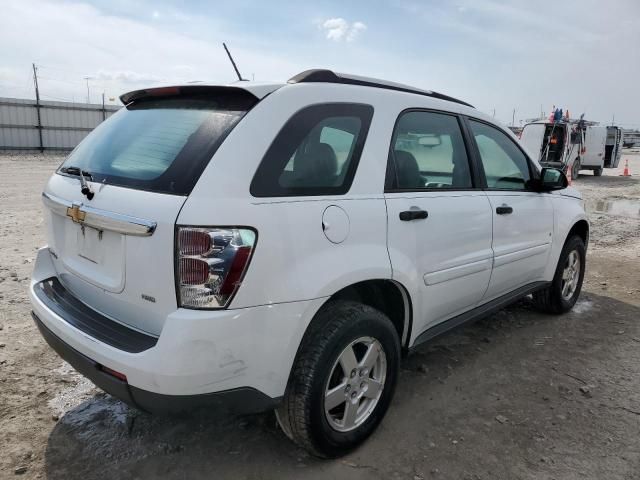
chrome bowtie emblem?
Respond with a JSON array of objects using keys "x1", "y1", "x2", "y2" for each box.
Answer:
[{"x1": 66, "y1": 204, "x2": 86, "y2": 223}]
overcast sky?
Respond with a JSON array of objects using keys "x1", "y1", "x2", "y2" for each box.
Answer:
[{"x1": 1, "y1": 0, "x2": 638, "y2": 127}]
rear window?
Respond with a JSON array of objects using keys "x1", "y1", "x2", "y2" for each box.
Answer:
[
  {"x1": 58, "y1": 92, "x2": 256, "y2": 195},
  {"x1": 250, "y1": 103, "x2": 374, "y2": 197}
]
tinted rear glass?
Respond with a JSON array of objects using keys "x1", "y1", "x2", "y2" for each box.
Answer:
[{"x1": 59, "y1": 93, "x2": 256, "y2": 195}]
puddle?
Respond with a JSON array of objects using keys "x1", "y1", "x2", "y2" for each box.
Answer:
[{"x1": 588, "y1": 199, "x2": 640, "y2": 218}]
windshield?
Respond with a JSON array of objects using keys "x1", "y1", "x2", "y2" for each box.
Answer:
[{"x1": 59, "y1": 94, "x2": 254, "y2": 195}]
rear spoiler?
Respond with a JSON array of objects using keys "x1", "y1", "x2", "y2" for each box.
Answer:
[{"x1": 119, "y1": 83, "x2": 282, "y2": 105}]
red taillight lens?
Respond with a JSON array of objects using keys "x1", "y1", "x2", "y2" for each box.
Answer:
[
  {"x1": 178, "y1": 229, "x2": 212, "y2": 256},
  {"x1": 179, "y1": 258, "x2": 210, "y2": 285},
  {"x1": 219, "y1": 246, "x2": 252, "y2": 295},
  {"x1": 176, "y1": 227, "x2": 256, "y2": 308}
]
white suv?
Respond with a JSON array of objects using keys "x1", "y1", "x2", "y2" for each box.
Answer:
[{"x1": 30, "y1": 70, "x2": 588, "y2": 457}]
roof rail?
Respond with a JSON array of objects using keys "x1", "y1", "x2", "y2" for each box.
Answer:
[{"x1": 288, "y1": 69, "x2": 474, "y2": 108}]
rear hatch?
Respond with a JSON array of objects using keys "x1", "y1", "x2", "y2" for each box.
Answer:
[{"x1": 42, "y1": 87, "x2": 258, "y2": 335}]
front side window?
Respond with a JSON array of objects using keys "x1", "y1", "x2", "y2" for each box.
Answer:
[
  {"x1": 250, "y1": 103, "x2": 373, "y2": 197},
  {"x1": 469, "y1": 120, "x2": 531, "y2": 190},
  {"x1": 386, "y1": 111, "x2": 472, "y2": 190}
]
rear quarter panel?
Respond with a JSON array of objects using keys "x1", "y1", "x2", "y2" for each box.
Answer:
[{"x1": 178, "y1": 84, "x2": 399, "y2": 308}]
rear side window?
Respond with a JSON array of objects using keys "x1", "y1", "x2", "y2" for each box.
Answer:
[
  {"x1": 59, "y1": 92, "x2": 256, "y2": 195},
  {"x1": 250, "y1": 103, "x2": 373, "y2": 197},
  {"x1": 386, "y1": 110, "x2": 472, "y2": 190}
]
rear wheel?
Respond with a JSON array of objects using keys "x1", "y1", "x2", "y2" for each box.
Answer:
[
  {"x1": 571, "y1": 158, "x2": 581, "y2": 180},
  {"x1": 533, "y1": 235, "x2": 585, "y2": 314},
  {"x1": 276, "y1": 300, "x2": 400, "y2": 457},
  {"x1": 593, "y1": 166, "x2": 603, "y2": 176}
]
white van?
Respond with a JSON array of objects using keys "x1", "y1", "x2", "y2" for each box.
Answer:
[{"x1": 520, "y1": 120, "x2": 621, "y2": 178}]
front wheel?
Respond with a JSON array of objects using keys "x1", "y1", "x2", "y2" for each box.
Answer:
[
  {"x1": 533, "y1": 235, "x2": 586, "y2": 314},
  {"x1": 276, "y1": 301, "x2": 400, "y2": 457}
]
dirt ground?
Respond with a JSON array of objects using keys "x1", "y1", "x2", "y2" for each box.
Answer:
[{"x1": 1, "y1": 152, "x2": 639, "y2": 480}]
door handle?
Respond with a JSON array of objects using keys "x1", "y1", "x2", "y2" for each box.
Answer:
[
  {"x1": 496, "y1": 205, "x2": 513, "y2": 215},
  {"x1": 399, "y1": 209, "x2": 428, "y2": 221}
]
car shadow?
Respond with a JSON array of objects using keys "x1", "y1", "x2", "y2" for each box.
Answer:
[{"x1": 44, "y1": 292, "x2": 640, "y2": 480}]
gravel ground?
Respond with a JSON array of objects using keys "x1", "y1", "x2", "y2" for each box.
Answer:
[{"x1": 0, "y1": 152, "x2": 639, "y2": 480}]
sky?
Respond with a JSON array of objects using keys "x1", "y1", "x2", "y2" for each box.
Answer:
[{"x1": 1, "y1": 0, "x2": 639, "y2": 127}]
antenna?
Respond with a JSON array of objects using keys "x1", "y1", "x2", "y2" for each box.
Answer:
[{"x1": 223, "y1": 43, "x2": 245, "y2": 81}]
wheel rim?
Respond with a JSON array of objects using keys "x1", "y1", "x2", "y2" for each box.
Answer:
[
  {"x1": 561, "y1": 250, "x2": 581, "y2": 301},
  {"x1": 324, "y1": 336, "x2": 387, "y2": 433}
]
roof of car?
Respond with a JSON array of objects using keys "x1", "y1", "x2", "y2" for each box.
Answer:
[{"x1": 287, "y1": 69, "x2": 474, "y2": 108}]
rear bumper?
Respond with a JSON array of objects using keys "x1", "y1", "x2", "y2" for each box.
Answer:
[
  {"x1": 29, "y1": 247, "x2": 326, "y2": 410},
  {"x1": 33, "y1": 311, "x2": 277, "y2": 414}
]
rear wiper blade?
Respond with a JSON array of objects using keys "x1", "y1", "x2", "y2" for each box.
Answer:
[
  {"x1": 60, "y1": 165, "x2": 95, "y2": 200},
  {"x1": 60, "y1": 165, "x2": 93, "y2": 180}
]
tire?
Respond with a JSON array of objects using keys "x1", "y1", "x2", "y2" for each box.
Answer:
[
  {"x1": 571, "y1": 158, "x2": 581, "y2": 180},
  {"x1": 276, "y1": 300, "x2": 400, "y2": 458},
  {"x1": 533, "y1": 235, "x2": 586, "y2": 314},
  {"x1": 593, "y1": 166, "x2": 603, "y2": 177}
]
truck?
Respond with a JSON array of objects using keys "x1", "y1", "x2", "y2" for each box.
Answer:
[{"x1": 520, "y1": 119, "x2": 623, "y2": 179}]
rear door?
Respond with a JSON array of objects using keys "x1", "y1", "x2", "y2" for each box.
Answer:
[
  {"x1": 43, "y1": 90, "x2": 256, "y2": 335},
  {"x1": 385, "y1": 110, "x2": 493, "y2": 339},
  {"x1": 466, "y1": 118, "x2": 554, "y2": 301},
  {"x1": 519, "y1": 123, "x2": 545, "y2": 160},
  {"x1": 612, "y1": 127, "x2": 623, "y2": 168},
  {"x1": 582, "y1": 126, "x2": 606, "y2": 167}
]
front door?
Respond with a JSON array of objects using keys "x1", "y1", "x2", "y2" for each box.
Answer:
[
  {"x1": 466, "y1": 119, "x2": 554, "y2": 301},
  {"x1": 384, "y1": 110, "x2": 493, "y2": 341}
]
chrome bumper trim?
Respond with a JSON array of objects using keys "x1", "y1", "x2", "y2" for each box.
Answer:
[{"x1": 42, "y1": 192, "x2": 157, "y2": 237}]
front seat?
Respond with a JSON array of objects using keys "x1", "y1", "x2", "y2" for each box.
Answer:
[{"x1": 393, "y1": 150, "x2": 423, "y2": 189}]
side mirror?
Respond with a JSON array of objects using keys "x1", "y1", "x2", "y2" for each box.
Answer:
[{"x1": 539, "y1": 167, "x2": 568, "y2": 191}]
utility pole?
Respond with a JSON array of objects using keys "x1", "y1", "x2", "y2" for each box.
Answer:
[
  {"x1": 512, "y1": 108, "x2": 516, "y2": 126},
  {"x1": 101, "y1": 92, "x2": 106, "y2": 121},
  {"x1": 32, "y1": 63, "x2": 44, "y2": 153},
  {"x1": 492, "y1": 108, "x2": 496, "y2": 118},
  {"x1": 83, "y1": 76, "x2": 92, "y2": 104}
]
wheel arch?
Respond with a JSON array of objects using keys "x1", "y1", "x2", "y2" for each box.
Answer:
[
  {"x1": 567, "y1": 218, "x2": 589, "y2": 248},
  {"x1": 326, "y1": 279, "x2": 413, "y2": 350},
  {"x1": 293, "y1": 279, "x2": 413, "y2": 366}
]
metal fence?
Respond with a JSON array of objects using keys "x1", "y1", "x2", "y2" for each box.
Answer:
[{"x1": 0, "y1": 97, "x2": 120, "y2": 151}]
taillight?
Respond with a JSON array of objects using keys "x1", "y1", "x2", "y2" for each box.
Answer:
[{"x1": 176, "y1": 227, "x2": 256, "y2": 309}]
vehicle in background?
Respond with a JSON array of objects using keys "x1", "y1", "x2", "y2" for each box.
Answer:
[
  {"x1": 520, "y1": 119, "x2": 623, "y2": 179},
  {"x1": 507, "y1": 125, "x2": 523, "y2": 137},
  {"x1": 622, "y1": 129, "x2": 640, "y2": 148}
]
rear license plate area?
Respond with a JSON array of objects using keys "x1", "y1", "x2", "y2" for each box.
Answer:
[{"x1": 77, "y1": 226, "x2": 105, "y2": 264}]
